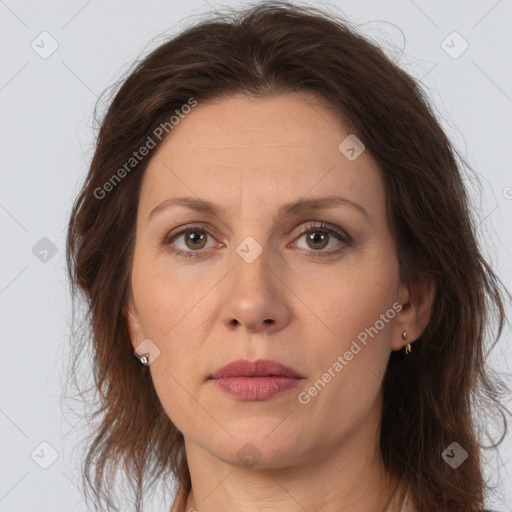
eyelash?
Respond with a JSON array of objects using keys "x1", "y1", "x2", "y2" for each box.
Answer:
[{"x1": 161, "y1": 221, "x2": 350, "y2": 260}]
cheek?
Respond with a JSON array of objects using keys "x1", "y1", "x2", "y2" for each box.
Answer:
[
  {"x1": 130, "y1": 259, "x2": 208, "y2": 402},
  {"x1": 150, "y1": 362, "x2": 207, "y2": 437},
  {"x1": 313, "y1": 254, "x2": 399, "y2": 350},
  {"x1": 131, "y1": 245, "x2": 200, "y2": 339},
  {"x1": 134, "y1": 281, "x2": 208, "y2": 433},
  {"x1": 300, "y1": 272, "x2": 397, "y2": 442}
]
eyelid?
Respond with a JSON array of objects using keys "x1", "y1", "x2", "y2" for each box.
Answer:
[
  {"x1": 287, "y1": 221, "x2": 350, "y2": 257},
  {"x1": 163, "y1": 222, "x2": 220, "y2": 243},
  {"x1": 291, "y1": 221, "x2": 350, "y2": 244}
]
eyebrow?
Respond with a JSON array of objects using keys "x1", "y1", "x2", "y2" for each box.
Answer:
[{"x1": 148, "y1": 195, "x2": 370, "y2": 223}]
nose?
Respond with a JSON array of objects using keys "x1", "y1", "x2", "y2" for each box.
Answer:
[{"x1": 221, "y1": 246, "x2": 290, "y2": 334}]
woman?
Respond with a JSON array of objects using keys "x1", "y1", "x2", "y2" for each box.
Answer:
[{"x1": 65, "y1": 2, "x2": 510, "y2": 511}]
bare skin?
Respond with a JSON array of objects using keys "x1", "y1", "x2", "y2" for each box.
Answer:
[{"x1": 125, "y1": 91, "x2": 434, "y2": 512}]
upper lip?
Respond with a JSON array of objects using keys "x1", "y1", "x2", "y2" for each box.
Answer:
[{"x1": 210, "y1": 359, "x2": 304, "y2": 379}]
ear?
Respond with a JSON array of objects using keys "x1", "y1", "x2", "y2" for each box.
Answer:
[
  {"x1": 124, "y1": 288, "x2": 145, "y2": 352},
  {"x1": 391, "y1": 269, "x2": 436, "y2": 351}
]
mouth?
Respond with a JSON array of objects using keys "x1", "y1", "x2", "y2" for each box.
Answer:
[
  {"x1": 208, "y1": 359, "x2": 305, "y2": 401},
  {"x1": 210, "y1": 358, "x2": 304, "y2": 379}
]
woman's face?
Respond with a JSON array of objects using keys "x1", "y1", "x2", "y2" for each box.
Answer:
[{"x1": 126, "y1": 91, "x2": 417, "y2": 469}]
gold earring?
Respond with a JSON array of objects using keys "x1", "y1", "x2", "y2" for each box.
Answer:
[{"x1": 402, "y1": 331, "x2": 411, "y2": 354}]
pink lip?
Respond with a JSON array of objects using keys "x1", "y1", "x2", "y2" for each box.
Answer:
[
  {"x1": 209, "y1": 359, "x2": 305, "y2": 401},
  {"x1": 210, "y1": 358, "x2": 303, "y2": 379}
]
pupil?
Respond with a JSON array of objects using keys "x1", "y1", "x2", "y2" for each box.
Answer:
[
  {"x1": 188, "y1": 232, "x2": 204, "y2": 248},
  {"x1": 309, "y1": 232, "x2": 327, "y2": 249}
]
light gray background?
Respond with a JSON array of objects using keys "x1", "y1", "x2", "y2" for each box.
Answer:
[{"x1": 1, "y1": 0, "x2": 511, "y2": 510}]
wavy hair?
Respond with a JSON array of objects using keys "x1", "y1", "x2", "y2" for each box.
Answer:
[{"x1": 65, "y1": 2, "x2": 510, "y2": 511}]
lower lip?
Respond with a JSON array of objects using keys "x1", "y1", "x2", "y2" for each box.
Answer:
[{"x1": 210, "y1": 376, "x2": 303, "y2": 401}]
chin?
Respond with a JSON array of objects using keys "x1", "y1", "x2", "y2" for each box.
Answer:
[{"x1": 208, "y1": 428, "x2": 309, "y2": 469}]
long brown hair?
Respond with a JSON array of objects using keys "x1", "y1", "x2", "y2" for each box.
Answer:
[{"x1": 65, "y1": 2, "x2": 510, "y2": 511}]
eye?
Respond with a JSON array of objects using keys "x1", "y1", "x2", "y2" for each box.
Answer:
[
  {"x1": 162, "y1": 223, "x2": 219, "y2": 260},
  {"x1": 291, "y1": 221, "x2": 349, "y2": 258},
  {"x1": 161, "y1": 221, "x2": 350, "y2": 260}
]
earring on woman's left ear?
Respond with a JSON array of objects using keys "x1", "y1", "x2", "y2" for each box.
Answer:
[{"x1": 402, "y1": 330, "x2": 412, "y2": 354}]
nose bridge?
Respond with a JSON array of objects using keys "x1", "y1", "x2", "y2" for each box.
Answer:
[
  {"x1": 230, "y1": 197, "x2": 273, "y2": 281},
  {"x1": 232, "y1": 232, "x2": 274, "y2": 299},
  {"x1": 221, "y1": 230, "x2": 289, "y2": 332}
]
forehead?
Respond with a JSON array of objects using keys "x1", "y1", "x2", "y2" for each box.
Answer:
[
  {"x1": 153, "y1": 91, "x2": 349, "y2": 157},
  {"x1": 140, "y1": 92, "x2": 385, "y2": 221}
]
